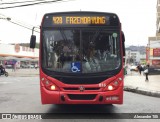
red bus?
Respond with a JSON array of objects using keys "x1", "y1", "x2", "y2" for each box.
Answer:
[{"x1": 30, "y1": 11, "x2": 125, "y2": 104}]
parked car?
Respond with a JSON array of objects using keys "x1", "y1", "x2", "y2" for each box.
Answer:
[
  {"x1": 130, "y1": 65, "x2": 138, "y2": 71},
  {"x1": 21, "y1": 64, "x2": 29, "y2": 68},
  {"x1": 148, "y1": 66, "x2": 160, "y2": 75},
  {"x1": 5, "y1": 65, "x2": 12, "y2": 69},
  {"x1": 28, "y1": 64, "x2": 34, "y2": 68}
]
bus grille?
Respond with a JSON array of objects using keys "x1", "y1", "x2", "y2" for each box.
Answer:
[
  {"x1": 63, "y1": 87, "x2": 100, "y2": 91},
  {"x1": 67, "y1": 94, "x2": 97, "y2": 100}
]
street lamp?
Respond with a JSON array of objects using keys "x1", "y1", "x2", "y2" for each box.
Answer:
[
  {"x1": 6, "y1": 17, "x2": 11, "y2": 21},
  {"x1": 0, "y1": 17, "x2": 11, "y2": 21}
]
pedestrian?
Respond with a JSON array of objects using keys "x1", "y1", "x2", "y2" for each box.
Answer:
[
  {"x1": 137, "y1": 64, "x2": 142, "y2": 75},
  {"x1": 14, "y1": 63, "x2": 16, "y2": 72},
  {"x1": 12, "y1": 64, "x2": 14, "y2": 72},
  {"x1": 0, "y1": 65, "x2": 5, "y2": 74},
  {"x1": 144, "y1": 64, "x2": 149, "y2": 81},
  {"x1": 35, "y1": 64, "x2": 38, "y2": 70}
]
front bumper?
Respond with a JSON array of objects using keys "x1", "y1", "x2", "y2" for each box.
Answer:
[{"x1": 41, "y1": 86, "x2": 123, "y2": 104}]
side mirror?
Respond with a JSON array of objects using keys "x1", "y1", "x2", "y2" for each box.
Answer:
[
  {"x1": 30, "y1": 35, "x2": 36, "y2": 48},
  {"x1": 122, "y1": 31, "x2": 125, "y2": 56}
]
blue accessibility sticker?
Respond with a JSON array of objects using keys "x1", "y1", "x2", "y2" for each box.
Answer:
[{"x1": 71, "y1": 62, "x2": 81, "y2": 73}]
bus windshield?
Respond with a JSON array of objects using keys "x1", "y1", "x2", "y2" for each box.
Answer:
[{"x1": 42, "y1": 28, "x2": 121, "y2": 73}]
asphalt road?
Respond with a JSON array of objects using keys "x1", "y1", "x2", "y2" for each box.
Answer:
[{"x1": 0, "y1": 76, "x2": 160, "y2": 121}]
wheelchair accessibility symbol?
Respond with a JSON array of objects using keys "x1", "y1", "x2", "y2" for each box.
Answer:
[{"x1": 71, "y1": 62, "x2": 81, "y2": 73}]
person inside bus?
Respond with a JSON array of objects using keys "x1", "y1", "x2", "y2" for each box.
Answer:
[{"x1": 86, "y1": 41, "x2": 95, "y2": 61}]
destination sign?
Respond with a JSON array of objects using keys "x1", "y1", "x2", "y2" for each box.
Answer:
[{"x1": 52, "y1": 16, "x2": 109, "y2": 25}]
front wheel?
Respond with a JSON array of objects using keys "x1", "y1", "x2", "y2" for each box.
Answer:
[{"x1": 5, "y1": 72, "x2": 8, "y2": 77}]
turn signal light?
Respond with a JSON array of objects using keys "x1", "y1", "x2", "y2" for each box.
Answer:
[
  {"x1": 104, "y1": 77, "x2": 122, "y2": 91},
  {"x1": 41, "y1": 77, "x2": 59, "y2": 91}
]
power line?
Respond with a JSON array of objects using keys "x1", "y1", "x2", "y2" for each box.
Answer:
[
  {"x1": 0, "y1": 0, "x2": 47, "y2": 5},
  {"x1": 10, "y1": 20, "x2": 40, "y2": 33},
  {"x1": 7, "y1": 20, "x2": 40, "y2": 33},
  {"x1": 0, "y1": 13, "x2": 34, "y2": 27},
  {"x1": 0, "y1": 0, "x2": 69, "y2": 9},
  {"x1": 0, "y1": 14, "x2": 40, "y2": 33}
]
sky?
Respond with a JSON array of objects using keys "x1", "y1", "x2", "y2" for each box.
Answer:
[{"x1": 0, "y1": 0, "x2": 157, "y2": 46}]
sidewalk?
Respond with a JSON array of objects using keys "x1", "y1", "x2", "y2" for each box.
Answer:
[{"x1": 124, "y1": 74, "x2": 160, "y2": 98}]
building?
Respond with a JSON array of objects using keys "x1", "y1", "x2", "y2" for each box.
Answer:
[
  {"x1": 125, "y1": 50, "x2": 146, "y2": 65},
  {"x1": 148, "y1": 0, "x2": 160, "y2": 67},
  {"x1": 125, "y1": 46, "x2": 146, "y2": 65},
  {"x1": 0, "y1": 43, "x2": 39, "y2": 68}
]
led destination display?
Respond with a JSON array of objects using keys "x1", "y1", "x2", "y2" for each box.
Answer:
[{"x1": 52, "y1": 16, "x2": 108, "y2": 25}]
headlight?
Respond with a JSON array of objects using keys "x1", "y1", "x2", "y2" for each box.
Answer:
[{"x1": 108, "y1": 85, "x2": 113, "y2": 90}]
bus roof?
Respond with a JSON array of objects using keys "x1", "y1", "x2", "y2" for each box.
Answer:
[{"x1": 44, "y1": 11, "x2": 118, "y2": 17}]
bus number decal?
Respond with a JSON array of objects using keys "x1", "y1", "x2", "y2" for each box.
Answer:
[
  {"x1": 53, "y1": 17, "x2": 62, "y2": 24},
  {"x1": 99, "y1": 83, "x2": 106, "y2": 88}
]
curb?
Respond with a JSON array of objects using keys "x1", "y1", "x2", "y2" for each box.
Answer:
[
  {"x1": 124, "y1": 86, "x2": 160, "y2": 98},
  {"x1": 8, "y1": 75, "x2": 39, "y2": 77},
  {"x1": 8, "y1": 74, "x2": 39, "y2": 77}
]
